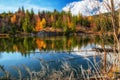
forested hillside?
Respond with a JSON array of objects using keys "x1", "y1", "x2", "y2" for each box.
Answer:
[{"x1": 0, "y1": 7, "x2": 119, "y2": 35}]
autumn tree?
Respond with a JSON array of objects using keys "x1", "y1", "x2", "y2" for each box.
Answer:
[
  {"x1": 35, "y1": 17, "x2": 46, "y2": 31},
  {"x1": 51, "y1": 14, "x2": 54, "y2": 22},
  {"x1": 35, "y1": 17, "x2": 42, "y2": 31},
  {"x1": 11, "y1": 14, "x2": 17, "y2": 24},
  {"x1": 42, "y1": 18, "x2": 46, "y2": 28}
]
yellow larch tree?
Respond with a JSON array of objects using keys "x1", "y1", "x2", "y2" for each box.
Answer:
[
  {"x1": 41, "y1": 18, "x2": 46, "y2": 27},
  {"x1": 35, "y1": 17, "x2": 42, "y2": 31},
  {"x1": 35, "y1": 17, "x2": 46, "y2": 31}
]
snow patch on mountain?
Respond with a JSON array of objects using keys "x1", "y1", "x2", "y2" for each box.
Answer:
[{"x1": 62, "y1": 0, "x2": 120, "y2": 16}]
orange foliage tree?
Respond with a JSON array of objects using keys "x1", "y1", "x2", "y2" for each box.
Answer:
[
  {"x1": 35, "y1": 17, "x2": 42, "y2": 31},
  {"x1": 35, "y1": 17, "x2": 46, "y2": 31},
  {"x1": 11, "y1": 14, "x2": 17, "y2": 23}
]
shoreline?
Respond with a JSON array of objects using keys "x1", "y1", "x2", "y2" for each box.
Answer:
[{"x1": 0, "y1": 31, "x2": 113, "y2": 38}]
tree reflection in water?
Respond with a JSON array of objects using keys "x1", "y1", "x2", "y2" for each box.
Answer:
[{"x1": 0, "y1": 35, "x2": 119, "y2": 79}]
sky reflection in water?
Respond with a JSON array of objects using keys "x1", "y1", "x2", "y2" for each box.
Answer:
[{"x1": 0, "y1": 35, "x2": 113, "y2": 78}]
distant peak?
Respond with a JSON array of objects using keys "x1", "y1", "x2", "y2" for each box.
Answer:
[{"x1": 63, "y1": 0, "x2": 120, "y2": 16}]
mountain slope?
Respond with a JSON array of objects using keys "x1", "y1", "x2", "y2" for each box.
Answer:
[{"x1": 62, "y1": 0, "x2": 120, "y2": 16}]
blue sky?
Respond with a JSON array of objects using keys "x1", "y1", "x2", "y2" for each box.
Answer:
[
  {"x1": 0, "y1": 0, "x2": 118, "y2": 15},
  {"x1": 0, "y1": 0, "x2": 79, "y2": 13}
]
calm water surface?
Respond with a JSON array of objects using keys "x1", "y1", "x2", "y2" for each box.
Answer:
[{"x1": 0, "y1": 35, "x2": 114, "y2": 79}]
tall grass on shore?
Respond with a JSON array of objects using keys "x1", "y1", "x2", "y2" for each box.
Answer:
[{"x1": 0, "y1": 53, "x2": 120, "y2": 80}]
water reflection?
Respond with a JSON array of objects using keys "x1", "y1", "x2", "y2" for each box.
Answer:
[
  {"x1": 0, "y1": 35, "x2": 116, "y2": 79},
  {"x1": 0, "y1": 52, "x2": 102, "y2": 79},
  {"x1": 0, "y1": 35, "x2": 114, "y2": 54}
]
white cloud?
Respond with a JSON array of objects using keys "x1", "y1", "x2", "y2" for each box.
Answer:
[
  {"x1": 0, "y1": 1, "x2": 53, "y2": 13},
  {"x1": 62, "y1": 0, "x2": 120, "y2": 16}
]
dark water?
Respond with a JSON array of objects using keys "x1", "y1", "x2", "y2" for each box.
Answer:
[{"x1": 0, "y1": 35, "x2": 114, "y2": 79}]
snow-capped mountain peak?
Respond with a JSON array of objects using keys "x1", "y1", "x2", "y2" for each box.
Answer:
[{"x1": 62, "y1": 0, "x2": 120, "y2": 16}]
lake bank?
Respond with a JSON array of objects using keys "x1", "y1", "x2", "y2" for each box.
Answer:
[{"x1": 0, "y1": 30, "x2": 113, "y2": 38}]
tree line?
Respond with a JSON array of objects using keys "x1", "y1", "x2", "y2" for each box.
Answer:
[{"x1": 0, "y1": 7, "x2": 119, "y2": 34}]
